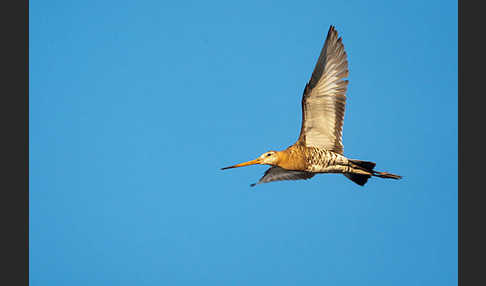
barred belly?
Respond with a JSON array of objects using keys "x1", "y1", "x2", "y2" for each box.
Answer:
[{"x1": 305, "y1": 148, "x2": 351, "y2": 173}]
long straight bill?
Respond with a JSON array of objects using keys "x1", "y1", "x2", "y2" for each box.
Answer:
[{"x1": 221, "y1": 159, "x2": 261, "y2": 170}]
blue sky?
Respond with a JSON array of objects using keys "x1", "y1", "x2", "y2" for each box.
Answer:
[{"x1": 30, "y1": 0, "x2": 457, "y2": 285}]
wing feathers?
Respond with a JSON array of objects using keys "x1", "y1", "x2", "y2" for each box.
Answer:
[
  {"x1": 251, "y1": 166, "x2": 315, "y2": 187},
  {"x1": 297, "y1": 25, "x2": 349, "y2": 154}
]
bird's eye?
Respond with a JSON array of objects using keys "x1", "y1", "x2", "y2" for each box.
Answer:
[{"x1": 267, "y1": 153, "x2": 272, "y2": 157}]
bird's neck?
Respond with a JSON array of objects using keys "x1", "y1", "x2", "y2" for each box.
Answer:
[{"x1": 275, "y1": 146, "x2": 306, "y2": 171}]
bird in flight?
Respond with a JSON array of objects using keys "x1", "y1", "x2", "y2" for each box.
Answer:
[{"x1": 222, "y1": 25, "x2": 401, "y2": 187}]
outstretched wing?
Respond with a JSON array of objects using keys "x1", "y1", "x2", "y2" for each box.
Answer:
[
  {"x1": 296, "y1": 25, "x2": 349, "y2": 154},
  {"x1": 250, "y1": 166, "x2": 315, "y2": 187}
]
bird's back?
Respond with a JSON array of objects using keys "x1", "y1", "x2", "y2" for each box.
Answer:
[{"x1": 303, "y1": 147, "x2": 349, "y2": 173}]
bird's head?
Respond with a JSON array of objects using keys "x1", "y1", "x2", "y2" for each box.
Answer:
[{"x1": 221, "y1": 151, "x2": 279, "y2": 170}]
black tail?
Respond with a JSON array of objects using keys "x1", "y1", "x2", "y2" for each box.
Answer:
[
  {"x1": 349, "y1": 159, "x2": 376, "y2": 170},
  {"x1": 344, "y1": 173, "x2": 371, "y2": 186},
  {"x1": 344, "y1": 159, "x2": 402, "y2": 186}
]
